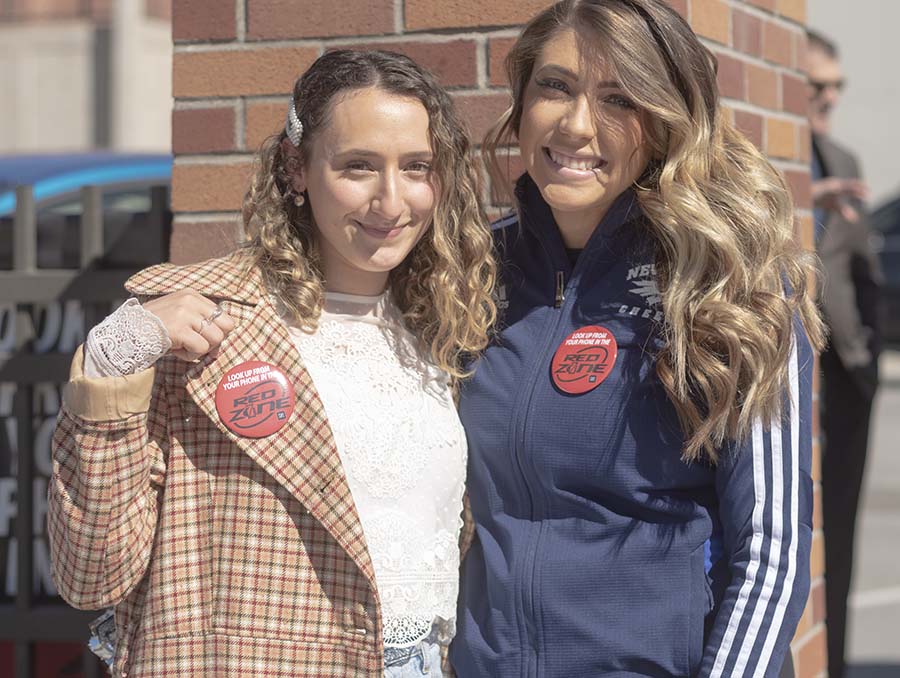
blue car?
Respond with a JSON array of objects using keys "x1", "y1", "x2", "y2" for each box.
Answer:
[{"x1": 0, "y1": 152, "x2": 172, "y2": 269}]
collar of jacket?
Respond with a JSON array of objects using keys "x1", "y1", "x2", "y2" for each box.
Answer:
[
  {"x1": 125, "y1": 253, "x2": 263, "y2": 305},
  {"x1": 513, "y1": 172, "x2": 644, "y2": 254},
  {"x1": 123, "y1": 254, "x2": 379, "y2": 595}
]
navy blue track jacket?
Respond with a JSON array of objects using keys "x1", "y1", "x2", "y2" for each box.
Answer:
[{"x1": 450, "y1": 176, "x2": 815, "y2": 678}]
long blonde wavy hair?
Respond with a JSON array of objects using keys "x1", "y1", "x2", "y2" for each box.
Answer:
[
  {"x1": 240, "y1": 50, "x2": 496, "y2": 380},
  {"x1": 485, "y1": 0, "x2": 825, "y2": 461}
]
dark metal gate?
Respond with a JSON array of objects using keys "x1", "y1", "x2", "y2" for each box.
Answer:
[{"x1": 0, "y1": 183, "x2": 170, "y2": 677}]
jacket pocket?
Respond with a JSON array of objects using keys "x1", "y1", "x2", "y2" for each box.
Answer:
[{"x1": 688, "y1": 542, "x2": 715, "y2": 674}]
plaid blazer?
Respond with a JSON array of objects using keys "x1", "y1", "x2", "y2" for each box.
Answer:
[{"x1": 49, "y1": 255, "x2": 397, "y2": 677}]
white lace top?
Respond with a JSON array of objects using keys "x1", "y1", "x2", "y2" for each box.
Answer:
[
  {"x1": 83, "y1": 293, "x2": 467, "y2": 648},
  {"x1": 288, "y1": 292, "x2": 466, "y2": 647}
]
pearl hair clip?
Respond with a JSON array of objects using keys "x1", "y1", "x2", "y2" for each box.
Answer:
[{"x1": 285, "y1": 98, "x2": 304, "y2": 147}]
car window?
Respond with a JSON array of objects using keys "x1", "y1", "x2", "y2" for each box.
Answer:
[
  {"x1": 0, "y1": 183, "x2": 170, "y2": 270},
  {"x1": 35, "y1": 196, "x2": 82, "y2": 268},
  {"x1": 101, "y1": 186, "x2": 170, "y2": 268},
  {"x1": 0, "y1": 216, "x2": 10, "y2": 270},
  {"x1": 872, "y1": 196, "x2": 900, "y2": 234}
]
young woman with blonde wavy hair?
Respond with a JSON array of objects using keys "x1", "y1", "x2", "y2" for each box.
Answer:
[
  {"x1": 450, "y1": 1, "x2": 824, "y2": 676},
  {"x1": 48, "y1": 50, "x2": 494, "y2": 677}
]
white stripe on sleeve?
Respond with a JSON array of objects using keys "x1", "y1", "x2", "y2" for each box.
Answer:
[
  {"x1": 752, "y1": 337, "x2": 801, "y2": 676},
  {"x1": 709, "y1": 417, "x2": 768, "y2": 678},
  {"x1": 730, "y1": 373, "x2": 787, "y2": 675}
]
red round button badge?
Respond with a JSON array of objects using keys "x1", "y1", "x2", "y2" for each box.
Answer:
[
  {"x1": 214, "y1": 361, "x2": 295, "y2": 438},
  {"x1": 550, "y1": 325, "x2": 618, "y2": 395}
]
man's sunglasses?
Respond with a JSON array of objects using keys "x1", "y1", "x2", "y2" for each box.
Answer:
[{"x1": 809, "y1": 78, "x2": 846, "y2": 94}]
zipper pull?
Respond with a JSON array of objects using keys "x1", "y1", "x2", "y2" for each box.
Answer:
[{"x1": 554, "y1": 271, "x2": 565, "y2": 308}]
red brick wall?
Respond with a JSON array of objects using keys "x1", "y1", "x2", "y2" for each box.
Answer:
[{"x1": 171, "y1": 2, "x2": 825, "y2": 675}]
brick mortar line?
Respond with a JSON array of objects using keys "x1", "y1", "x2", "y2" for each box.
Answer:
[
  {"x1": 175, "y1": 154, "x2": 255, "y2": 165},
  {"x1": 173, "y1": 38, "x2": 240, "y2": 47},
  {"x1": 238, "y1": 94, "x2": 294, "y2": 106},
  {"x1": 174, "y1": 80, "x2": 487, "y2": 103},
  {"x1": 477, "y1": 166, "x2": 491, "y2": 207},
  {"x1": 725, "y1": 99, "x2": 809, "y2": 123},
  {"x1": 174, "y1": 212, "x2": 242, "y2": 223},
  {"x1": 235, "y1": 0, "x2": 245, "y2": 42},
  {"x1": 725, "y1": 0, "x2": 808, "y2": 31},
  {"x1": 776, "y1": 72, "x2": 784, "y2": 113},
  {"x1": 236, "y1": 99, "x2": 247, "y2": 151},
  {"x1": 174, "y1": 28, "x2": 525, "y2": 52},
  {"x1": 483, "y1": 28, "x2": 522, "y2": 39},
  {"x1": 173, "y1": 31, "x2": 518, "y2": 54},
  {"x1": 394, "y1": 0, "x2": 404, "y2": 35},
  {"x1": 453, "y1": 88, "x2": 513, "y2": 98},
  {"x1": 475, "y1": 34, "x2": 488, "y2": 89},
  {"x1": 771, "y1": 158, "x2": 814, "y2": 172},
  {"x1": 791, "y1": 621, "x2": 826, "y2": 650},
  {"x1": 176, "y1": 32, "x2": 504, "y2": 52},
  {"x1": 173, "y1": 95, "x2": 300, "y2": 104},
  {"x1": 702, "y1": 40, "x2": 807, "y2": 76},
  {"x1": 175, "y1": 40, "x2": 323, "y2": 53},
  {"x1": 275, "y1": 30, "x2": 515, "y2": 46},
  {"x1": 174, "y1": 99, "x2": 242, "y2": 110},
  {"x1": 400, "y1": 24, "x2": 532, "y2": 38}
]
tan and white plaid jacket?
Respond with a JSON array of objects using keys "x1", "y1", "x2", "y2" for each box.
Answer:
[{"x1": 49, "y1": 255, "x2": 432, "y2": 677}]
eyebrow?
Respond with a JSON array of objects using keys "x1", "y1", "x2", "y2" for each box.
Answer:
[
  {"x1": 332, "y1": 149, "x2": 433, "y2": 160},
  {"x1": 534, "y1": 64, "x2": 620, "y2": 89}
]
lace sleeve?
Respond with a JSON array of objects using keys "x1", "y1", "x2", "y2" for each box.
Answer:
[{"x1": 83, "y1": 298, "x2": 172, "y2": 378}]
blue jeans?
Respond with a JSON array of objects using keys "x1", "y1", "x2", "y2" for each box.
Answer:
[{"x1": 384, "y1": 625, "x2": 444, "y2": 677}]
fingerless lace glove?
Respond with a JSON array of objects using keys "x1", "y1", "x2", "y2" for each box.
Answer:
[{"x1": 83, "y1": 298, "x2": 172, "y2": 378}]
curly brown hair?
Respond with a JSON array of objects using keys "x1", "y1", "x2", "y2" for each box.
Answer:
[{"x1": 240, "y1": 50, "x2": 496, "y2": 380}]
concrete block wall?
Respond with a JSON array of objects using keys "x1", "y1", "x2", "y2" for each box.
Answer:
[
  {"x1": 0, "y1": 0, "x2": 170, "y2": 22},
  {"x1": 171, "y1": 2, "x2": 825, "y2": 675},
  {"x1": 0, "y1": 0, "x2": 173, "y2": 152}
]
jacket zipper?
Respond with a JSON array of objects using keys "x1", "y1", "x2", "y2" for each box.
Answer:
[
  {"x1": 514, "y1": 264, "x2": 573, "y2": 675},
  {"x1": 512, "y1": 193, "x2": 633, "y2": 674}
]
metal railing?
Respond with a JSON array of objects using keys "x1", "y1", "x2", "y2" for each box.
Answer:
[{"x1": 0, "y1": 182, "x2": 170, "y2": 678}]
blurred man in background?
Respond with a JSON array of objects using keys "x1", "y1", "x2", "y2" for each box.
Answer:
[{"x1": 807, "y1": 29, "x2": 882, "y2": 678}]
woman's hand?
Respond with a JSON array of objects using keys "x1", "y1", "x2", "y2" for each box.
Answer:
[{"x1": 143, "y1": 289, "x2": 236, "y2": 361}]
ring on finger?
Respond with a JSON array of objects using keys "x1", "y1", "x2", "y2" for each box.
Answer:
[{"x1": 198, "y1": 304, "x2": 224, "y2": 333}]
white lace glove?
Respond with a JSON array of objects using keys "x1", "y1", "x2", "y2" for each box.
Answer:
[{"x1": 83, "y1": 298, "x2": 172, "y2": 378}]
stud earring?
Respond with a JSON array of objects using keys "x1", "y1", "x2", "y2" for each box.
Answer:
[{"x1": 294, "y1": 193, "x2": 305, "y2": 207}]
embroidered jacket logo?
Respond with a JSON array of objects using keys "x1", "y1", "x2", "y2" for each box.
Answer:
[
  {"x1": 497, "y1": 284, "x2": 509, "y2": 310},
  {"x1": 619, "y1": 263, "x2": 663, "y2": 321}
]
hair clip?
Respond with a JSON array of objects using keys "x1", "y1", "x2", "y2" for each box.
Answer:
[{"x1": 285, "y1": 98, "x2": 304, "y2": 146}]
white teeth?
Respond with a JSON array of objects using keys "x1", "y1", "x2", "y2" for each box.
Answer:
[{"x1": 548, "y1": 149, "x2": 602, "y2": 171}]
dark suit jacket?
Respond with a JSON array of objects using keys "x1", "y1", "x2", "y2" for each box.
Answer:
[{"x1": 813, "y1": 133, "x2": 882, "y2": 394}]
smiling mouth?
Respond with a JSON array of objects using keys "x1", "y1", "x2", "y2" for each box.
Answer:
[
  {"x1": 545, "y1": 148, "x2": 607, "y2": 172},
  {"x1": 355, "y1": 221, "x2": 406, "y2": 238}
]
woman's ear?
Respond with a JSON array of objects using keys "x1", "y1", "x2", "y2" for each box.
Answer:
[{"x1": 280, "y1": 137, "x2": 306, "y2": 195}]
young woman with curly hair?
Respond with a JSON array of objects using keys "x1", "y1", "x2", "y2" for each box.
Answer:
[
  {"x1": 48, "y1": 50, "x2": 495, "y2": 677},
  {"x1": 450, "y1": 2, "x2": 825, "y2": 676}
]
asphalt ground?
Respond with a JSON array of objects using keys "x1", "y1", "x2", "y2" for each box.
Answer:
[{"x1": 845, "y1": 350, "x2": 900, "y2": 678}]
